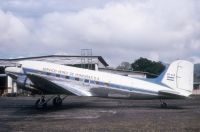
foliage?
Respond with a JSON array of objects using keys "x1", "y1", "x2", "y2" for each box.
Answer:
[
  {"x1": 194, "y1": 64, "x2": 200, "y2": 82},
  {"x1": 116, "y1": 62, "x2": 131, "y2": 70},
  {"x1": 131, "y1": 57, "x2": 165, "y2": 78}
]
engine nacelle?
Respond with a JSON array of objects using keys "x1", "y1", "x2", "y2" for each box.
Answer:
[{"x1": 16, "y1": 75, "x2": 39, "y2": 94}]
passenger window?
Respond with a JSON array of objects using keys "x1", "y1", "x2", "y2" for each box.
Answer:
[
  {"x1": 75, "y1": 78, "x2": 79, "y2": 81},
  {"x1": 56, "y1": 74, "x2": 60, "y2": 77},
  {"x1": 90, "y1": 81, "x2": 95, "y2": 84},
  {"x1": 84, "y1": 79, "x2": 89, "y2": 83},
  {"x1": 46, "y1": 72, "x2": 51, "y2": 75},
  {"x1": 105, "y1": 83, "x2": 109, "y2": 86},
  {"x1": 65, "y1": 76, "x2": 70, "y2": 79},
  {"x1": 16, "y1": 64, "x2": 22, "y2": 68}
]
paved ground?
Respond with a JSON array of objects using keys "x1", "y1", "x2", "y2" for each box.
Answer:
[{"x1": 0, "y1": 96, "x2": 200, "y2": 132}]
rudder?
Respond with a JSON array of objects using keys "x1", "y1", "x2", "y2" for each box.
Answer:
[{"x1": 161, "y1": 60, "x2": 194, "y2": 97}]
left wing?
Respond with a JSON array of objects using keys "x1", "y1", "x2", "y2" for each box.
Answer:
[{"x1": 27, "y1": 73, "x2": 75, "y2": 95}]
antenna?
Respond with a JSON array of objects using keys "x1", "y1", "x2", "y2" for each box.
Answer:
[{"x1": 81, "y1": 49, "x2": 93, "y2": 69}]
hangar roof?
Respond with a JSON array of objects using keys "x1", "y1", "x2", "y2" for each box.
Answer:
[{"x1": 0, "y1": 55, "x2": 109, "y2": 67}]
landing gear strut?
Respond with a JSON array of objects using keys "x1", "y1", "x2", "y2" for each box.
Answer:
[{"x1": 160, "y1": 99, "x2": 168, "y2": 108}]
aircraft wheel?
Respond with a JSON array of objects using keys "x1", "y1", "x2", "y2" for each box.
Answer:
[
  {"x1": 35, "y1": 98, "x2": 47, "y2": 109},
  {"x1": 161, "y1": 102, "x2": 167, "y2": 108},
  {"x1": 42, "y1": 102, "x2": 47, "y2": 109},
  {"x1": 53, "y1": 97, "x2": 62, "y2": 107},
  {"x1": 35, "y1": 99, "x2": 40, "y2": 109}
]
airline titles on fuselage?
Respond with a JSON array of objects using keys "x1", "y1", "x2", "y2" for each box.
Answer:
[{"x1": 42, "y1": 67, "x2": 100, "y2": 81}]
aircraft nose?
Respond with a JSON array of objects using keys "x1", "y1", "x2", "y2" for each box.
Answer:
[{"x1": 5, "y1": 67, "x2": 23, "y2": 74}]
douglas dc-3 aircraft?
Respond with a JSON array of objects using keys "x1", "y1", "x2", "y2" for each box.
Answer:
[{"x1": 5, "y1": 60, "x2": 193, "y2": 108}]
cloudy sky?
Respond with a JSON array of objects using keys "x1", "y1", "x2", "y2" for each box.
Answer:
[{"x1": 0, "y1": 0, "x2": 199, "y2": 66}]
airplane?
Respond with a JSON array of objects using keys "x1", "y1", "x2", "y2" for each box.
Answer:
[{"x1": 5, "y1": 60, "x2": 194, "y2": 108}]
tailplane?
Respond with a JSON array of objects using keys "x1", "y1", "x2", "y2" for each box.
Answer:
[{"x1": 160, "y1": 60, "x2": 194, "y2": 97}]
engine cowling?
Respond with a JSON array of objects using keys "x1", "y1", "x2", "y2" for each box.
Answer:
[{"x1": 16, "y1": 75, "x2": 39, "y2": 94}]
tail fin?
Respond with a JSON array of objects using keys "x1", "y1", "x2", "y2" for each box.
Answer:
[{"x1": 161, "y1": 60, "x2": 194, "y2": 96}]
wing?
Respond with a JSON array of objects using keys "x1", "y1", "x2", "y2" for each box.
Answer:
[
  {"x1": 158, "y1": 90, "x2": 187, "y2": 99},
  {"x1": 27, "y1": 73, "x2": 76, "y2": 95}
]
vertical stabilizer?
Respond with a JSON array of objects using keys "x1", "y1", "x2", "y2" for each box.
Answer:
[{"x1": 161, "y1": 60, "x2": 194, "y2": 96}]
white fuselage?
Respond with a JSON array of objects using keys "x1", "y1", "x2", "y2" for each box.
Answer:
[{"x1": 12, "y1": 61, "x2": 179, "y2": 99}]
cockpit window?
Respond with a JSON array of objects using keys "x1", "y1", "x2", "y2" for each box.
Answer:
[{"x1": 16, "y1": 64, "x2": 22, "y2": 68}]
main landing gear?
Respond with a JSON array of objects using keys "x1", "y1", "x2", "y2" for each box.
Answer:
[
  {"x1": 160, "y1": 99, "x2": 168, "y2": 108},
  {"x1": 35, "y1": 95, "x2": 47, "y2": 109},
  {"x1": 35, "y1": 95, "x2": 67, "y2": 109},
  {"x1": 52, "y1": 96, "x2": 63, "y2": 107}
]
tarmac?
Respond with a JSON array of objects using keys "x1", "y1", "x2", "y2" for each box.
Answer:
[{"x1": 0, "y1": 95, "x2": 200, "y2": 132}]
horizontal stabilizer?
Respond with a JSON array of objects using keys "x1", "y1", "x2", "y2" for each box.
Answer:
[{"x1": 158, "y1": 90, "x2": 187, "y2": 99}]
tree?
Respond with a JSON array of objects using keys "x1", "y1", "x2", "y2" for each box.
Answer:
[
  {"x1": 131, "y1": 57, "x2": 165, "y2": 78},
  {"x1": 116, "y1": 61, "x2": 131, "y2": 70}
]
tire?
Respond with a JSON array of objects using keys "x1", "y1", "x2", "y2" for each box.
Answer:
[
  {"x1": 35, "y1": 98, "x2": 47, "y2": 109},
  {"x1": 161, "y1": 102, "x2": 167, "y2": 108},
  {"x1": 42, "y1": 102, "x2": 47, "y2": 109},
  {"x1": 35, "y1": 99, "x2": 40, "y2": 109},
  {"x1": 53, "y1": 97, "x2": 62, "y2": 107},
  {"x1": 163, "y1": 102, "x2": 167, "y2": 108}
]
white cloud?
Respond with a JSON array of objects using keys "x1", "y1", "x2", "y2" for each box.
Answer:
[
  {"x1": 0, "y1": 0, "x2": 199, "y2": 66},
  {"x1": 189, "y1": 56, "x2": 200, "y2": 64},
  {"x1": 0, "y1": 10, "x2": 30, "y2": 50},
  {"x1": 149, "y1": 52, "x2": 159, "y2": 62}
]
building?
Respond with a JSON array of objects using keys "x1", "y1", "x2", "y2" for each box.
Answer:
[
  {"x1": 0, "y1": 55, "x2": 146, "y2": 95},
  {"x1": 99, "y1": 68, "x2": 147, "y2": 78},
  {"x1": 0, "y1": 55, "x2": 108, "y2": 95},
  {"x1": 193, "y1": 82, "x2": 200, "y2": 95}
]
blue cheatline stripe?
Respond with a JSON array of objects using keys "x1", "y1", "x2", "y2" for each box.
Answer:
[{"x1": 23, "y1": 68, "x2": 158, "y2": 95}]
